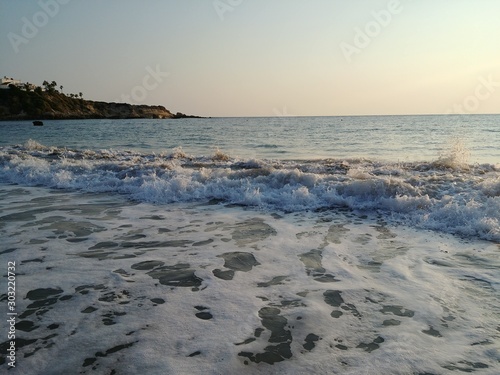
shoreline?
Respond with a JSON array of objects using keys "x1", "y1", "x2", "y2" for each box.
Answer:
[
  {"x1": 0, "y1": 87, "x2": 206, "y2": 121},
  {"x1": 0, "y1": 114, "x2": 208, "y2": 121},
  {"x1": 1, "y1": 182, "x2": 497, "y2": 373}
]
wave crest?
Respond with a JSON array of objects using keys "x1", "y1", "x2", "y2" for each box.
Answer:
[{"x1": 1, "y1": 143, "x2": 499, "y2": 242}]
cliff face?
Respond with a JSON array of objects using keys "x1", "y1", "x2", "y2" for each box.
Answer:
[
  {"x1": 81, "y1": 101, "x2": 174, "y2": 119},
  {"x1": 0, "y1": 86, "x2": 176, "y2": 120}
]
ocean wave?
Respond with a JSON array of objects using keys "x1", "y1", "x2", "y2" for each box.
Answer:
[{"x1": 1, "y1": 140, "x2": 499, "y2": 242}]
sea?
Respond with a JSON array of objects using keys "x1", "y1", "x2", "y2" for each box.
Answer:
[{"x1": 0, "y1": 115, "x2": 499, "y2": 374}]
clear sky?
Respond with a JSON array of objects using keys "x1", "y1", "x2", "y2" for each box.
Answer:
[{"x1": 1, "y1": 0, "x2": 499, "y2": 117}]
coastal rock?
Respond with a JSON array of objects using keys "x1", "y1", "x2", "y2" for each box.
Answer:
[{"x1": 0, "y1": 85, "x2": 203, "y2": 120}]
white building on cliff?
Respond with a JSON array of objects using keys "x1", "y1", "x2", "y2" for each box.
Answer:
[
  {"x1": 1, "y1": 77, "x2": 21, "y2": 89},
  {"x1": 1, "y1": 76, "x2": 37, "y2": 91}
]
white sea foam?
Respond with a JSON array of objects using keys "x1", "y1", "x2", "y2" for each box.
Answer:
[
  {"x1": 0, "y1": 184, "x2": 498, "y2": 374},
  {"x1": 1, "y1": 140, "x2": 499, "y2": 242},
  {"x1": 1, "y1": 117, "x2": 499, "y2": 374}
]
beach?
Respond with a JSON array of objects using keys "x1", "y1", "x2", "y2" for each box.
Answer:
[{"x1": 0, "y1": 115, "x2": 499, "y2": 374}]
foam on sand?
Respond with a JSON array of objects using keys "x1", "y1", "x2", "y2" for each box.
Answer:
[{"x1": 1, "y1": 184, "x2": 499, "y2": 374}]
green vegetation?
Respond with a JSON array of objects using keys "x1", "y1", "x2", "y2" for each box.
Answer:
[
  {"x1": 0, "y1": 80, "x2": 203, "y2": 120},
  {"x1": 0, "y1": 81, "x2": 85, "y2": 119},
  {"x1": 0, "y1": 80, "x2": 181, "y2": 120}
]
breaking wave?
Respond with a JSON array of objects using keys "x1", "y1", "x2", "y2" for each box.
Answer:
[{"x1": 1, "y1": 140, "x2": 499, "y2": 242}]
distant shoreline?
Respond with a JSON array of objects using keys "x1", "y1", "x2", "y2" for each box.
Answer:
[
  {"x1": 0, "y1": 85, "x2": 205, "y2": 121},
  {"x1": 0, "y1": 112, "x2": 208, "y2": 121}
]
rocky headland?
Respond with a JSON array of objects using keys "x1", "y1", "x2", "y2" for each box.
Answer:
[{"x1": 0, "y1": 84, "x2": 202, "y2": 120}]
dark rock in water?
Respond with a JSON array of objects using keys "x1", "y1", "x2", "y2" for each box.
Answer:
[
  {"x1": 0, "y1": 248, "x2": 17, "y2": 255},
  {"x1": 239, "y1": 342, "x2": 292, "y2": 365},
  {"x1": 146, "y1": 263, "x2": 202, "y2": 290},
  {"x1": 330, "y1": 311, "x2": 343, "y2": 318},
  {"x1": 238, "y1": 306, "x2": 294, "y2": 364},
  {"x1": 356, "y1": 336, "x2": 385, "y2": 352},
  {"x1": 20, "y1": 288, "x2": 65, "y2": 318},
  {"x1": 323, "y1": 290, "x2": 361, "y2": 319},
  {"x1": 131, "y1": 260, "x2": 165, "y2": 270},
  {"x1": 422, "y1": 326, "x2": 442, "y2": 337},
  {"x1": 380, "y1": 305, "x2": 415, "y2": 317},
  {"x1": 323, "y1": 290, "x2": 344, "y2": 307},
  {"x1": 257, "y1": 276, "x2": 288, "y2": 288},
  {"x1": 101, "y1": 311, "x2": 126, "y2": 326},
  {"x1": 95, "y1": 342, "x2": 136, "y2": 357},
  {"x1": 33, "y1": 120, "x2": 43, "y2": 126},
  {"x1": 213, "y1": 268, "x2": 235, "y2": 280},
  {"x1": 383, "y1": 319, "x2": 401, "y2": 326},
  {"x1": 341, "y1": 303, "x2": 362, "y2": 318},
  {"x1": 259, "y1": 342, "x2": 293, "y2": 363},
  {"x1": 195, "y1": 312, "x2": 213, "y2": 320},
  {"x1": 75, "y1": 284, "x2": 106, "y2": 294},
  {"x1": 17, "y1": 288, "x2": 69, "y2": 321},
  {"x1": 173, "y1": 111, "x2": 206, "y2": 119},
  {"x1": 16, "y1": 320, "x2": 39, "y2": 332},
  {"x1": 121, "y1": 240, "x2": 193, "y2": 249},
  {"x1": 443, "y1": 361, "x2": 489, "y2": 372},
  {"x1": 258, "y1": 307, "x2": 292, "y2": 344},
  {"x1": 313, "y1": 274, "x2": 340, "y2": 283},
  {"x1": 192, "y1": 239, "x2": 214, "y2": 246},
  {"x1": 150, "y1": 298, "x2": 165, "y2": 305},
  {"x1": 14, "y1": 338, "x2": 38, "y2": 349},
  {"x1": 235, "y1": 338, "x2": 256, "y2": 346},
  {"x1": 81, "y1": 306, "x2": 98, "y2": 314},
  {"x1": 194, "y1": 305, "x2": 213, "y2": 320},
  {"x1": 217, "y1": 252, "x2": 260, "y2": 272},
  {"x1": 139, "y1": 215, "x2": 165, "y2": 220},
  {"x1": 82, "y1": 357, "x2": 97, "y2": 367},
  {"x1": 254, "y1": 328, "x2": 265, "y2": 337},
  {"x1": 303, "y1": 333, "x2": 320, "y2": 351},
  {"x1": 26, "y1": 288, "x2": 63, "y2": 300}
]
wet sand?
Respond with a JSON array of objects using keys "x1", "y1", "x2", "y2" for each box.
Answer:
[{"x1": 1, "y1": 184, "x2": 499, "y2": 374}]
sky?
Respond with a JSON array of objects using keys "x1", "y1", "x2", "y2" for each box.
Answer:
[{"x1": 1, "y1": 0, "x2": 499, "y2": 117}]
